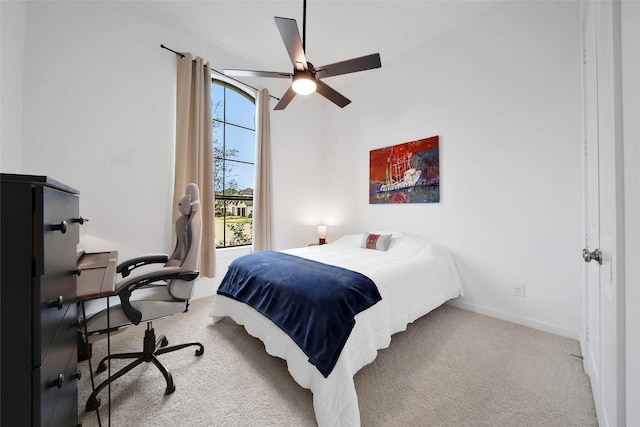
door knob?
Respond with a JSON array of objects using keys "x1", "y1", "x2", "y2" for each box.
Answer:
[{"x1": 582, "y1": 248, "x2": 602, "y2": 264}]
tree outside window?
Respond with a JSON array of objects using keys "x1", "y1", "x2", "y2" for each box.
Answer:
[{"x1": 212, "y1": 79, "x2": 255, "y2": 248}]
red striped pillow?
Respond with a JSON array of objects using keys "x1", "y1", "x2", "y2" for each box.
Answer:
[{"x1": 360, "y1": 233, "x2": 392, "y2": 251}]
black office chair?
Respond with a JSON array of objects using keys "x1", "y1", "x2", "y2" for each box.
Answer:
[{"x1": 79, "y1": 183, "x2": 204, "y2": 410}]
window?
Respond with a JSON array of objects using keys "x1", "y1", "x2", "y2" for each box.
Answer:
[{"x1": 212, "y1": 79, "x2": 255, "y2": 248}]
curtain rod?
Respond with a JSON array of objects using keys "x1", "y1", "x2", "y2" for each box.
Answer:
[{"x1": 160, "y1": 44, "x2": 280, "y2": 101}]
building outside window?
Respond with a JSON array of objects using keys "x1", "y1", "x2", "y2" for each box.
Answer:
[{"x1": 212, "y1": 79, "x2": 255, "y2": 248}]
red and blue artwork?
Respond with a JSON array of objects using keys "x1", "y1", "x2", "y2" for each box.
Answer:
[{"x1": 369, "y1": 136, "x2": 439, "y2": 204}]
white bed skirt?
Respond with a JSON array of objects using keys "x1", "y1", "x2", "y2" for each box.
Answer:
[{"x1": 209, "y1": 233, "x2": 463, "y2": 426}]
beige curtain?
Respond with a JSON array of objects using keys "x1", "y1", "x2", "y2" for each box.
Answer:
[
  {"x1": 252, "y1": 88, "x2": 272, "y2": 252},
  {"x1": 174, "y1": 53, "x2": 215, "y2": 277}
]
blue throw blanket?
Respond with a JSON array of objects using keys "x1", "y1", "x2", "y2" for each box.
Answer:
[{"x1": 217, "y1": 251, "x2": 382, "y2": 377}]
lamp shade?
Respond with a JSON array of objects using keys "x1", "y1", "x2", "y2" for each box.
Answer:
[
  {"x1": 317, "y1": 225, "x2": 328, "y2": 245},
  {"x1": 292, "y1": 71, "x2": 317, "y2": 95}
]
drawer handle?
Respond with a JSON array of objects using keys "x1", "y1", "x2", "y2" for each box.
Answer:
[
  {"x1": 73, "y1": 216, "x2": 89, "y2": 225},
  {"x1": 49, "y1": 295, "x2": 64, "y2": 310},
  {"x1": 47, "y1": 373, "x2": 64, "y2": 389},
  {"x1": 71, "y1": 371, "x2": 82, "y2": 381},
  {"x1": 74, "y1": 268, "x2": 82, "y2": 276},
  {"x1": 51, "y1": 220, "x2": 67, "y2": 234}
]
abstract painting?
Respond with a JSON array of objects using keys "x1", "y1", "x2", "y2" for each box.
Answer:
[{"x1": 369, "y1": 136, "x2": 440, "y2": 204}]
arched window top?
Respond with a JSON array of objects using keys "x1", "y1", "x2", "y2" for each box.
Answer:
[{"x1": 214, "y1": 74, "x2": 255, "y2": 101}]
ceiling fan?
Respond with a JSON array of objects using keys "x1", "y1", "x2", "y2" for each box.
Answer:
[{"x1": 223, "y1": 0, "x2": 382, "y2": 110}]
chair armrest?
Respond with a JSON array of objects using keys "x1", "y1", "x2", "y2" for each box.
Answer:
[
  {"x1": 115, "y1": 267, "x2": 200, "y2": 325},
  {"x1": 117, "y1": 254, "x2": 169, "y2": 278}
]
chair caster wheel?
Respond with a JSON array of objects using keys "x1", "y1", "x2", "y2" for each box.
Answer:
[
  {"x1": 165, "y1": 384, "x2": 176, "y2": 394},
  {"x1": 160, "y1": 337, "x2": 169, "y2": 347},
  {"x1": 195, "y1": 347, "x2": 204, "y2": 357},
  {"x1": 86, "y1": 395, "x2": 101, "y2": 411}
]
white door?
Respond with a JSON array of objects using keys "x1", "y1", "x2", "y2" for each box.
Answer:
[
  {"x1": 581, "y1": 0, "x2": 601, "y2": 414},
  {"x1": 581, "y1": 1, "x2": 625, "y2": 426}
]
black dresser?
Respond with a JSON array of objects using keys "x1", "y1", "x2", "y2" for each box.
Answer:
[{"x1": 1, "y1": 174, "x2": 82, "y2": 426}]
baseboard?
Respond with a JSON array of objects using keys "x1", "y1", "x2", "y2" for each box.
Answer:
[
  {"x1": 446, "y1": 299, "x2": 580, "y2": 341},
  {"x1": 194, "y1": 287, "x2": 581, "y2": 340}
]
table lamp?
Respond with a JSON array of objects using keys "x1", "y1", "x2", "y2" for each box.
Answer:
[{"x1": 317, "y1": 225, "x2": 327, "y2": 245}]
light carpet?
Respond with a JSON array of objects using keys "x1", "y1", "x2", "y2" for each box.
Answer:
[{"x1": 78, "y1": 296, "x2": 597, "y2": 426}]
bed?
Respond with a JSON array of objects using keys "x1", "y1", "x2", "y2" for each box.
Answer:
[{"x1": 208, "y1": 231, "x2": 463, "y2": 426}]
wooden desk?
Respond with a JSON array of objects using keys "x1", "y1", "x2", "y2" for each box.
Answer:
[
  {"x1": 77, "y1": 251, "x2": 118, "y2": 301},
  {"x1": 77, "y1": 251, "x2": 117, "y2": 426}
]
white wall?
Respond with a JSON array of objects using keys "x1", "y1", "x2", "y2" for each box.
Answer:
[
  {"x1": 270, "y1": 96, "x2": 327, "y2": 248},
  {"x1": 321, "y1": 1, "x2": 583, "y2": 338},
  {"x1": 8, "y1": 1, "x2": 586, "y2": 338},
  {"x1": 0, "y1": 1, "x2": 26, "y2": 172},
  {"x1": 16, "y1": 1, "x2": 323, "y2": 297}
]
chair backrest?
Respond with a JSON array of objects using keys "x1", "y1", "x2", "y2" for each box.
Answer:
[{"x1": 167, "y1": 183, "x2": 202, "y2": 300}]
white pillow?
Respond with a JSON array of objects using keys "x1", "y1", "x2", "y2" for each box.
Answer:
[
  {"x1": 392, "y1": 234, "x2": 430, "y2": 254},
  {"x1": 330, "y1": 234, "x2": 363, "y2": 247},
  {"x1": 360, "y1": 232, "x2": 393, "y2": 251}
]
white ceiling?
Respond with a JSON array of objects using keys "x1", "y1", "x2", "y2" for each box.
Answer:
[{"x1": 142, "y1": 0, "x2": 502, "y2": 84}]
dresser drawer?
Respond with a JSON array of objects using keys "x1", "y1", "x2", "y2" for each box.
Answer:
[
  {"x1": 36, "y1": 304, "x2": 78, "y2": 427},
  {"x1": 40, "y1": 185, "x2": 79, "y2": 275},
  {"x1": 37, "y1": 275, "x2": 77, "y2": 365},
  {"x1": 35, "y1": 186, "x2": 79, "y2": 365}
]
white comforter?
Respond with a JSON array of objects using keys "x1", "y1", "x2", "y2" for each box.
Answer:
[{"x1": 209, "y1": 232, "x2": 463, "y2": 426}]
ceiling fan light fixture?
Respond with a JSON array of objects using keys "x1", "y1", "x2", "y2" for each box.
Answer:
[{"x1": 292, "y1": 71, "x2": 317, "y2": 95}]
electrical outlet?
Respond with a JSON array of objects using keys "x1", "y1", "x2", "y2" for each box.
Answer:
[{"x1": 514, "y1": 283, "x2": 525, "y2": 297}]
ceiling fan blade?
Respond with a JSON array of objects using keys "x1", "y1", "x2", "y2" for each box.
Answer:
[
  {"x1": 314, "y1": 53, "x2": 382, "y2": 79},
  {"x1": 223, "y1": 69, "x2": 292, "y2": 79},
  {"x1": 315, "y1": 80, "x2": 351, "y2": 108},
  {"x1": 274, "y1": 86, "x2": 297, "y2": 110},
  {"x1": 274, "y1": 17, "x2": 308, "y2": 71}
]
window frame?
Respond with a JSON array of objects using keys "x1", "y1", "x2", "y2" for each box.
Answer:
[{"x1": 212, "y1": 76, "x2": 256, "y2": 249}]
